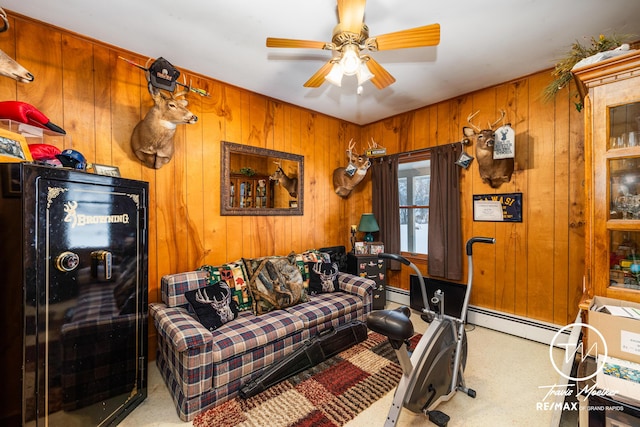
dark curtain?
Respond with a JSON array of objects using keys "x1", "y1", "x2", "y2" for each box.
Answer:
[
  {"x1": 428, "y1": 143, "x2": 463, "y2": 280},
  {"x1": 372, "y1": 155, "x2": 401, "y2": 270}
]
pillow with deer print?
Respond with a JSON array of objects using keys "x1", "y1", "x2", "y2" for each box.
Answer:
[
  {"x1": 307, "y1": 261, "x2": 340, "y2": 294},
  {"x1": 184, "y1": 280, "x2": 239, "y2": 331}
]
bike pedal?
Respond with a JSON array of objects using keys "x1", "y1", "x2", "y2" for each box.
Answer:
[{"x1": 428, "y1": 410, "x2": 450, "y2": 427}]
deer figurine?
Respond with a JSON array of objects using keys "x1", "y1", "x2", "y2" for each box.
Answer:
[
  {"x1": 0, "y1": 8, "x2": 33, "y2": 83},
  {"x1": 130, "y1": 77, "x2": 198, "y2": 169},
  {"x1": 332, "y1": 139, "x2": 371, "y2": 198},
  {"x1": 269, "y1": 161, "x2": 298, "y2": 198},
  {"x1": 463, "y1": 110, "x2": 514, "y2": 188}
]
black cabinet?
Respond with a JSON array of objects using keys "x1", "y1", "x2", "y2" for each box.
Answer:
[
  {"x1": 0, "y1": 164, "x2": 148, "y2": 426},
  {"x1": 347, "y1": 253, "x2": 386, "y2": 309}
]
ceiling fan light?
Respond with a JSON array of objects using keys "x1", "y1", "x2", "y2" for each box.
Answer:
[
  {"x1": 356, "y1": 64, "x2": 374, "y2": 85},
  {"x1": 325, "y1": 62, "x2": 344, "y2": 87},
  {"x1": 341, "y1": 45, "x2": 360, "y2": 76}
]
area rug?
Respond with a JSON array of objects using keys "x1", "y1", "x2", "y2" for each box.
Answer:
[{"x1": 193, "y1": 332, "x2": 421, "y2": 427}]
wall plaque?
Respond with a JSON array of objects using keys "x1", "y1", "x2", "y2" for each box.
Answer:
[{"x1": 473, "y1": 192, "x2": 522, "y2": 222}]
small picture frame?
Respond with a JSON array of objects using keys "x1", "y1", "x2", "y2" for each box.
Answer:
[
  {"x1": 354, "y1": 241, "x2": 367, "y2": 255},
  {"x1": 367, "y1": 242, "x2": 385, "y2": 255},
  {"x1": 92, "y1": 163, "x2": 121, "y2": 177},
  {"x1": 0, "y1": 128, "x2": 32, "y2": 163}
]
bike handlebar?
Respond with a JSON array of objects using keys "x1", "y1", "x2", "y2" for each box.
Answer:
[
  {"x1": 377, "y1": 252, "x2": 410, "y2": 265},
  {"x1": 466, "y1": 237, "x2": 495, "y2": 255},
  {"x1": 376, "y1": 237, "x2": 495, "y2": 261}
]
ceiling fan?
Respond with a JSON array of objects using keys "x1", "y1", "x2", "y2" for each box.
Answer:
[{"x1": 266, "y1": 0, "x2": 440, "y2": 91}]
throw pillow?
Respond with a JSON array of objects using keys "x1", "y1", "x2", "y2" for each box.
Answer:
[
  {"x1": 199, "y1": 261, "x2": 252, "y2": 312},
  {"x1": 307, "y1": 261, "x2": 340, "y2": 294},
  {"x1": 184, "y1": 281, "x2": 239, "y2": 331},
  {"x1": 319, "y1": 245, "x2": 348, "y2": 272},
  {"x1": 245, "y1": 255, "x2": 308, "y2": 315},
  {"x1": 294, "y1": 250, "x2": 330, "y2": 286}
]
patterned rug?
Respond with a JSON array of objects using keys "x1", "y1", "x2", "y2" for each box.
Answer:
[{"x1": 193, "y1": 332, "x2": 421, "y2": 427}]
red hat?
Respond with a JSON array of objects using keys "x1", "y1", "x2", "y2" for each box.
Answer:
[{"x1": 0, "y1": 101, "x2": 66, "y2": 135}]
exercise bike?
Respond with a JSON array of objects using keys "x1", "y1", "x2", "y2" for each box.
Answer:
[{"x1": 367, "y1": 237, "x2": 494, "y2": 427}]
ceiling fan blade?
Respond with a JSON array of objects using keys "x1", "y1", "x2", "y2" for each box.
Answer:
[
  {"x1": 373, "y1": 23, "x2": 440, "y2": 51},
  {"x1": 266, "y1": 37, "x2": 328, "y2": 50},
  {"x1": 303, "y1": 61, "x2": 335, "y2": 87},
  {"x1": 338, "y1": 0, "x2": 366, "y2": 34},
  {"x1": 364, "y1": 56, "x2": 395, "y2": 89}
]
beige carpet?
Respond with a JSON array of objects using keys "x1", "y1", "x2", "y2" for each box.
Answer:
[{"x1": 119, "y1": 311, "x2": 565, "y2": 427}]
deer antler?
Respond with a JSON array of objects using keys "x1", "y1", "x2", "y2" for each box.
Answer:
[
  {"x1": 0, "y1": 8, "x2": 9, "y2": 33},
  {"x1": 489, "y1": 109, "x2": 506, "y2": 130},
  {"x1": 173, "y1": 89, "x2": 189, "y2": 99},
  {"x1": 466, "y1": 111, "x2": 482, "y2": 132},
  {"x1": 347, "y1": 138, "x2": 356, "y2": 152}
]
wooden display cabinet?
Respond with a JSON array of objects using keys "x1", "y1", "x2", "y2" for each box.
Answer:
[
  {"x1": 574, "y1": 50, "x2": 640, "y2": 313},
  {"x1": 229, "y1": 174, "x2": 274, "y2": 209}
]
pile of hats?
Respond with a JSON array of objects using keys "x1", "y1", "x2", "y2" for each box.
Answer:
[{"x1": 28, "y1": 144, "x2": 86, "y2": 170}]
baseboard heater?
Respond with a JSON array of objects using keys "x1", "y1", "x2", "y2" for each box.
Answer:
[{"x1": 386, "y1": 284, "x2": 570, "y2": 347}]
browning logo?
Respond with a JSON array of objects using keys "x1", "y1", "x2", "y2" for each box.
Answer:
[{"x1": 63, "y1": 201, "x2": 130, "y2": 228}]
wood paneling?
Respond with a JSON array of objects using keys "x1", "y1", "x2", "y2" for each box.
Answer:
[
  {"x1": 363, "y1": 76, "x2": 585, "y2": 326},
  {"x1": 3, "y1": 12, "x2": 584, "y2": 357}
]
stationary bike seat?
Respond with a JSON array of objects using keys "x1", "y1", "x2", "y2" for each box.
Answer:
[{"x1": 367, "y1": 306, "x2": 414, "y2": 341}]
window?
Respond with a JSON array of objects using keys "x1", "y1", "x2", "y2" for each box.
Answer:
[{"x1": 398, "y1": 153, "x2": 430, "y2": 255}]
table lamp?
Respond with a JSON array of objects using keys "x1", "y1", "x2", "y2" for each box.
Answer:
[{"x1": 358, "y1": 213, "x2": 379, "y2": 242}]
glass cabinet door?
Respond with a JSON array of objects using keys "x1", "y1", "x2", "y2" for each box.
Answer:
[{"x1": 607, "y1": 101, "x2": 640, "y2": 290}]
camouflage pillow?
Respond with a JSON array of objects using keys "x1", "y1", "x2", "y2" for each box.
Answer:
[
  {"x1": 244, "y1": 255, "x2": 308, "y2": 316},
  {"x1": 199, "y1": 260, "x2": 252, "y2": 312}
]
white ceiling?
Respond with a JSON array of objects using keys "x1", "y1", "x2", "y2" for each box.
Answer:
[{"x1": 4, "y1": 0, "x2": 640, "y2": 125}]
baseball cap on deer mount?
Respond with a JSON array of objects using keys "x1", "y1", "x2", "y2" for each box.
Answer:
[
  {"x1": 148, "y1": 57, "x2": 180, "y2": 92},
  {"x1": 56, "y1": 149, "x2": 87, "y2": 170}
]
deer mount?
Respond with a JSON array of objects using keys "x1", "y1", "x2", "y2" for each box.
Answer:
[
  {"x1": 462, "y1": 110, "x2": 514, "y2": 189},
  {"x1": 0, "y1": 8, "x2": 33, "y2": 83},
  {"x1": 332, "y1": 138, "x2": 372, "y2": 198},
  {"x1": 127, "y1": 57, "x2": 208, "y2": 169},
  {"x1": 270, "y1": 161, "x2": 298, "y2": 198}
]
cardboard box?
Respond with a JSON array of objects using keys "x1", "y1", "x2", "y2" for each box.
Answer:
[{"x1": 588, "y1": 296, "x2": 640, "y2": 364}]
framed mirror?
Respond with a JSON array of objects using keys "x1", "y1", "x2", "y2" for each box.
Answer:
[{"x1": 221, "y1": 141, "x2": 304, "y2": 216}]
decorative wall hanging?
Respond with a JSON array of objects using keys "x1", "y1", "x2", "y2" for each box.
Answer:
[
  {"x1": 462, "y1": 110, "x2": 514, "y2": 188},
  {"x1": 122, "y1": 57, "x2": 209, "y2": 169},
  {"x1": 473, "y1": 192, "x2": 522, "y2": 222},
  {"x1": 0, "y1": 8, "x2": 33, "y2": 84},
  {"x1": 332, "y1": 139, "x2": 371, "y2": 198}
]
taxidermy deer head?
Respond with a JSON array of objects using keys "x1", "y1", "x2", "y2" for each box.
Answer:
[
  {"x1": 131, "y1": 76, "x2": 197, "y2": 169},
  {"x1": 332, "y1": 139, "x2": 371, "y2": 198},
  {"x1": 0, "y1": 8, "x2": 33, "y2": 83},
  {"x1": 270, "y1": 161, "x2": 298, "y2": 198},
  {"x1": 463, "y1": 110, "x2": 513, "y2": 189}
]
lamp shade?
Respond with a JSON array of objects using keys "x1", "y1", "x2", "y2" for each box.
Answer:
[{"x1": 358, "y1": 213, "x2": 379, "y2": 242}]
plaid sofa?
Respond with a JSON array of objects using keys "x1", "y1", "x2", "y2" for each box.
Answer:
[{"x1": 149, "y1": 269, "x2": 375, "y2": 421}]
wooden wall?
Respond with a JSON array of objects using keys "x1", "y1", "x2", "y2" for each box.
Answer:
[
  {"x1": 361, "y1": 74, "x2": 586, "y2": 326},
  {"x1": 3, "y1": 12, "x2": 585, "y2": 357}
]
